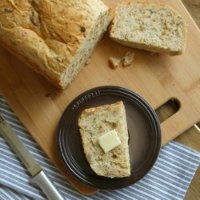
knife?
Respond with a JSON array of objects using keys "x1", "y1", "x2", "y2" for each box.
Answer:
[{"x1": 0, "y1": 114, "x2": 64, "y2": 200}]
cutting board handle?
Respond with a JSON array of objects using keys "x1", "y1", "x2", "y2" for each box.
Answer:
[{"x1": 160, "y1": 109, "x2": 199, "y2": 146}]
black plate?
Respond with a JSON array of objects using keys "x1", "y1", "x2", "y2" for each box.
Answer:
[{"x1": 57, "y1": 86, "x2": 161, "y2": 189}]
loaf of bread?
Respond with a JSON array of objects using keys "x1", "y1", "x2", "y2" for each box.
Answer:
[
  {"x1": 78, "y1": 101, "x2": 131, "y2": 178},
  {"x1": 0, "y1": 0, "x2": 111, "y2": 88},
  {"x1": 110, "y1": 3, "x2": 187, "y2": 55}
]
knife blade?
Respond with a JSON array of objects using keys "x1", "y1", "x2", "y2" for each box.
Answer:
[{"x1": 0, "y1": 114, "x2": 64, "y2": 200}]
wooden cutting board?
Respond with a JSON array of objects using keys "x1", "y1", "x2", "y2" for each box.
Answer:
[{"x1": 1, "y1": 0, "x2": 200, "y2": 195}]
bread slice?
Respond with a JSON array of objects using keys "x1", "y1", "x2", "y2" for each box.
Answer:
[
  {"x1": 0, "y1": 0, "x2": 111, "y2": 88},
  {"x1": 78, "y1": 101, "x2": 131, "y2": 178},
  {"x1": 110, "y1": 3, "x2": 187, "y2": 55}
]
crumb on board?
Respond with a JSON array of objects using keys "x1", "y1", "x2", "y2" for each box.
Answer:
[
  {"x1": 108, "y1": 57, "x2": 122, "y2": 69},
  {"x1": 108, "y1": 51, "x2": 135, "y2": 69},
  {"x1": 122, "y1": 51, "x2": 135, "y2": 67}
]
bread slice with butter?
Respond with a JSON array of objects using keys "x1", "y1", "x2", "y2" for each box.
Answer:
[{"x1": 78, "y1": 101, "x2": 131, "y2": 178}]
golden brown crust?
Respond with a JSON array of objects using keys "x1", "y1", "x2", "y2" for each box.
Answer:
[
  {"x1": 0, "y1": 39, "x2": 62, "y2": 88},
  {"x1": 0, "y1": 0, "x2": 110, "y2": 88}
]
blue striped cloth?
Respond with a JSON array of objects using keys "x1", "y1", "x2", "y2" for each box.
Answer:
[{"x1": 0, "y1": 96, "x2": 200, "y2": 200}]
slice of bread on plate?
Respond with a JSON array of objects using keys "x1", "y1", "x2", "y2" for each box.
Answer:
[
  {"x1": 78, "y1": 101, "x2": 131, "y2": 178},
  {"x1": 110, "y1": 3, "x2": 187, "y2": 55}
]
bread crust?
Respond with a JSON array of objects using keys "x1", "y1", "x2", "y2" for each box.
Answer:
[{"x1": 0, "y1": 0, "x2": 110, "y2": 88}]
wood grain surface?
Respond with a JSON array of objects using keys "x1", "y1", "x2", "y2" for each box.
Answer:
[
  {"x1": 0, "y1": 0, "x2": 200, "y2": 197},
  {"x1": 178, "y1": 1, "x2": 200, "y2": 199}
]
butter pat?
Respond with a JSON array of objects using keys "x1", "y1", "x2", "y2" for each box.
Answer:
[{"x1": 98, "y1": 130, "x2": 121, "y2": 153}]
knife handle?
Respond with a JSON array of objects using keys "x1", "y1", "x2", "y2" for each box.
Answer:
[{"x1": 30, "y1": 171, "x2": 64, "y2": 200}]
